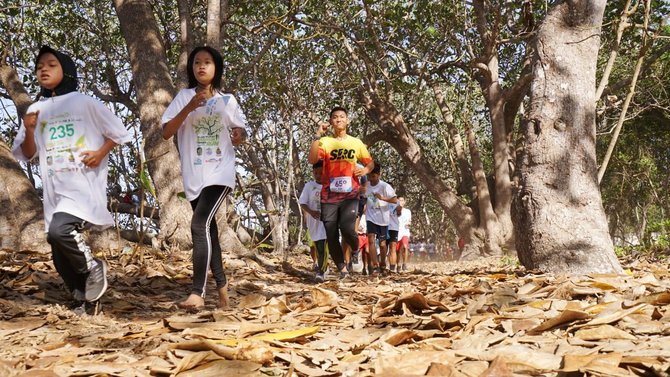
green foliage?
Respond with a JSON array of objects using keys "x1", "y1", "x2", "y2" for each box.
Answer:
[{"x1": 499, "y1": 255, "x2": 520, "y2": 268}]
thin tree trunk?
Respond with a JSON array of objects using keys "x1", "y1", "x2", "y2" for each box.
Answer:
[
  {"x1": 114, "y1": 0, "x2": 193, "y2": 249},
  {"x1": 597, "y1": 0, "x2": 652, "y2": 183},
  {"x1": 177, "y1": 0, "x2": 195, "y2": 88},
  {"x1": 430, "y1": 82, "x2": 473, "y2": 195},
  {"x1": 513, "y1": 0, "x2": 623, "y2": 274},
  {"x1": 465, "y1": 118, "x2": 500, "y2": 256},
  {"x1": 206, "y1": 0, "x2": 221, "y2": 50},
  {"x1": 595, "y1": 0, "x2": 636, "y2": 100}
]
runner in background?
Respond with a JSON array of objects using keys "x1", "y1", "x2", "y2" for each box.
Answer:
[
  {"x1": 299, "y1": 160, "x2": 328, "y2": 282},
  {"x1": 308, "y1": 106, "x2": 374, "y2": 278},
  {"x1": 365, "y1": 164, "x2": 397, "y2": 275},
  {"x1": 396, "y1": 197, "x2": 412, "y2": 272}
]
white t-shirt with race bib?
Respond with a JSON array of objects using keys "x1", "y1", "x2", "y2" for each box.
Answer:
[
  {"x1": 365, "y1": 180, "x2": 396, "y2": 226},
  {"x1": 299, "y1": 180, "x2": 326, "y2": 241},
  {"x1": 389, "y1": 203, "x2": 400, "y2": 231},
  {"x1": 12, "y1": 92, "x2": 131, "y2": 231},
  {"x1": 398, "y1": 208, "x2": 412, "y2": 239},
  {"x1": 161, "y1": 89, "x2": 247, "y2": 201}
]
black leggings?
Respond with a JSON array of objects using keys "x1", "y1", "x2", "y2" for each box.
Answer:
[
  {"x1": 46, "y1": 212, "x2": 95, "y2": 294},
  {"x1": 190, "y1": 185, "x2": 232, "y2": 297},
  {"x1": 321, "y1": 199, "x2": 358, "y2": 268}
]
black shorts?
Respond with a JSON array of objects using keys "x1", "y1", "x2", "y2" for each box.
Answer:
[
  {"x1": 321, "y1": 199, "x2": 358, "y2": 224},
  {"x1": 367, "y1": 221, "x2": 388, "y2": 240},
  {"x1": 387, "y1": 229, "x2": 399, "y2": 242}
]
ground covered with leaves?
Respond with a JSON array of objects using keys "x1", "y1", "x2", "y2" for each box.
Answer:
[{"x1": 0, "y1": 248, "x2": 669, "y2": 377}]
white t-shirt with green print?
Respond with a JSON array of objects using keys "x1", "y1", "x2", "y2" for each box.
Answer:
[
  {"x1": 161, "y1": 89, "x2": 247, "y2": 201},
  {"x1": 13, "y1": 92, "x2": 131, "y2": 231}
]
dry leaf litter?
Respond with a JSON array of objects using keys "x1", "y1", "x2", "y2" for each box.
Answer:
[{"x1": 0, "y1": 249, "x2": 669, "y2": 376}]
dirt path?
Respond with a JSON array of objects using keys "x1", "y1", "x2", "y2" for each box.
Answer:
[{"x1": 1, "y1": 249, "x2": 668, "y2": 376}]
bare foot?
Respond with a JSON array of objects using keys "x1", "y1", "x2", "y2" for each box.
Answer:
[
  {"x1": 217, "y1": 286, "x2": 229, "y2": 309},
  {"x1": 177, "y1": 293, "x2": 205, "y2": 310}
]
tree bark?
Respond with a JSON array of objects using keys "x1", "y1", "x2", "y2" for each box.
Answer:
[
  {"x1": 176, "y1": 0, "x2": 195, "y2": 89},
  {"x1": 359, "y1": 91, "x2": 483, "y2": 254},
  {"x1": 513, "y1": 0, "x2": 623, "y2": 274},
  {"x1": 114, "y1": 0, "x2": 193, "y2": 249},
  {"x1": 0, "y1": 65, "x2": 48, "y2": 252},
  {"x1": 430, "y1": 82, "x2": 473, "y2": 196},
  {"x1": 465, "y1": 119, "x2": 500, "y2": 256},
  {"x1": 206, "y1": 0, "x2": 222, "y2": 50}
]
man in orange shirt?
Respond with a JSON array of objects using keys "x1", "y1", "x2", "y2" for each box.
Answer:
[{"x1": 308, "y1": 106, "x2": 374, "y2": 278}]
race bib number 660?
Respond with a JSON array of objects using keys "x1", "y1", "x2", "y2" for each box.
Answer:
[{"x1": 330, "y1": 176, "x2": 352, "y2": 193}]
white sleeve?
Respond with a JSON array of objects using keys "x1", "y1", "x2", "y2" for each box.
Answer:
[
  {"x1": 298, "y1": 185, "x2": 310, "y2": 205},
  {"x1": 225, "y1": 95, "x2": 248, "y2": 130},
  {"x1": 161, "y1": 89, "x2": 190, "y2": 126},
  {"x1": 89, "y1": 97, "x2": 132, "y2": 145},
  {"x1": 11, "y1": 103, "x2": 39, "y2": 161},
  {"x1": 386, "y1": 183, "x2": 397, "y2": 199},
  {"x1": 11, "y1": 126, "x2": 32, "y2": 161}
]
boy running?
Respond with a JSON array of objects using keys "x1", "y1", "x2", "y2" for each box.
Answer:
[
  {"x1": 396, "y1": 197, "x2": 412, "y2": 271},
  {"x1": 299, "y1": 161, "x2": 328, "y2": 282},
  {"x1": 308, "y1": 106, "x2": 374, "y2": 278},
  {"x1": 365, "y1": 164, "x2": 397, "y2": 275}
]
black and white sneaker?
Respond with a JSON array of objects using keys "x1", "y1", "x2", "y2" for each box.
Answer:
[{"x1": 85, "y1": 258, "x2": 108, "y2": 302}]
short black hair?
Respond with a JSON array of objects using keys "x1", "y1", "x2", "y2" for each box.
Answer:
[
  {"x1": 312, "y1": 160, "x2": 323, "y2": 169},
  {"x1": 329, "y1": 106, "x2": 347, "y2": 118},
  {"x1": 371, "y1": 163, "x2": 381, "y2": 174},
  {"x1": 187, "y1": 46, "x2": 223, "y2": 90}
]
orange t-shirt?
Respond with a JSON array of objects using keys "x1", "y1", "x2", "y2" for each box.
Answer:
[{"x1": 318, "y1": 135, "x2": 372, "y2": 203}]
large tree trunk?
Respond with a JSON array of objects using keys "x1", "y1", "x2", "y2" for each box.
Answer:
[
  {"x1": 513, "y1": 0, "x2": 623, "y2": 274},
  {"x1": 114, "y1": 0, "x2": 193, "y2": 248},
  {"x1": 0, "y1": 65, "x2": 48, "y2": 252}
]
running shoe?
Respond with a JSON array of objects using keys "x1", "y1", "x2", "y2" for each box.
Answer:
[
  {"x1": 69, "y1": 300, "x2": 100, "y2": 316},
  {"x1": 72, "y1": 288, "x2": 85, "y2": 302},
  {"x1": 85, "y1": 258, "x2": 108, "y2": 302}
]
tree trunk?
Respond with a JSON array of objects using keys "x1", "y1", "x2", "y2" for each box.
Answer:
[
  {"x1": 206, "y1": 0, "x2": 222, "y2": 50},
  {"x1": 241, "y1": 146, "x2": 287, "y2": 254},
  {"x1": 0, "y1": 65, "x2": 48, "y2": 252},
  {"x1": 359, "y1": 92, "x2": 484, "y2": 255},
  {"x1": 465, "y1": 120, "x2": 500, "y2": 256},
  {"x1": 430, "y1": 83, "x2": 473, "y2": 196},
  {"x1": 176, "y1": 0, "x2": 195, "y2": 88},
  {"x1": 114, "y1": 0, "x2": 193, "y2": 249},
  {"x1": 513, "y1": 0, "x2": 623, "y2": 274}
]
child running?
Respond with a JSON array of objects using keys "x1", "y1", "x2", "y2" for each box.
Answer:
[
  {"x1": 299, "y1": 160, "x2": 328, "y2": 282},
  {"x1": 161, "y1": 46, "x2": 248, "y2": 309},
  {"x1": 12, "y1": 46, "x2": 131, "y2": 313},
  {"x1": 365, "y1": 164, "x2": 397, "y2": 275},
  {"x1": 308, "y1": 106, "x2": 374, "y2": 278},
  {"x1": 396, "y1": 197, "x2": 412, "y2": 271}
]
